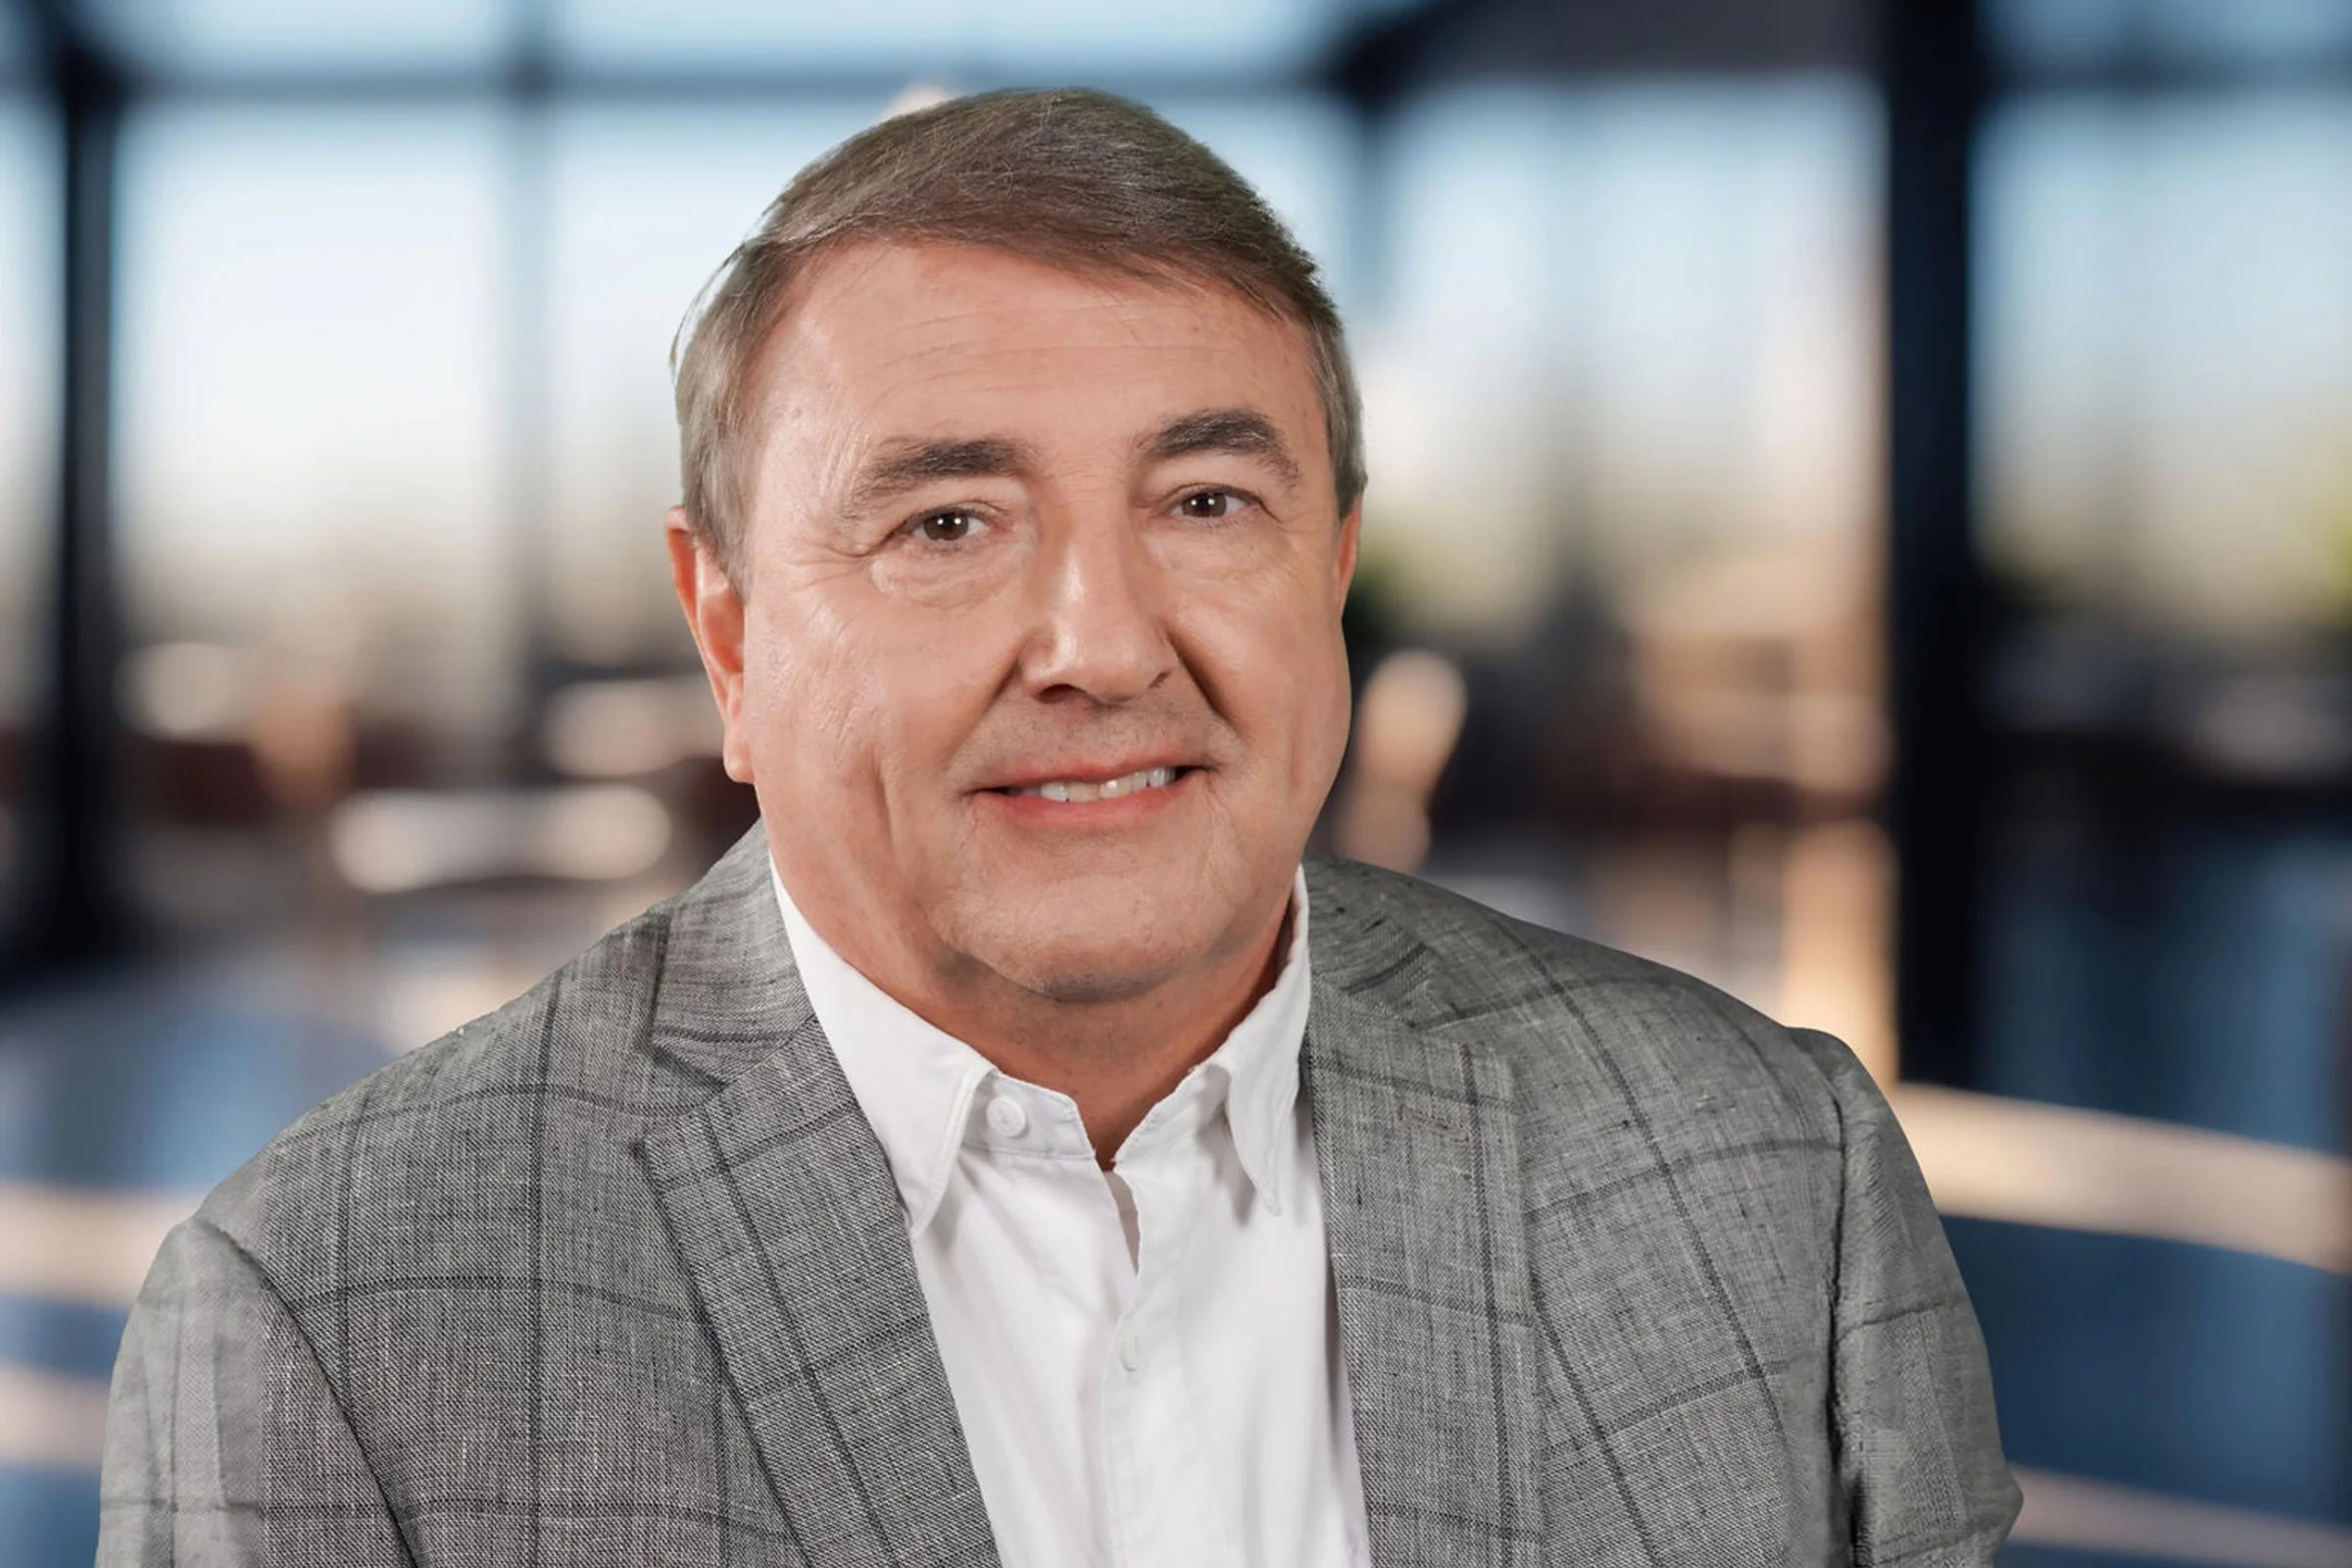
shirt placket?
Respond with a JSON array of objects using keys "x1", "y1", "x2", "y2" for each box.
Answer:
[{"x1": 1099, "y1": 1121, "x2": 1244, "y2": 1568}]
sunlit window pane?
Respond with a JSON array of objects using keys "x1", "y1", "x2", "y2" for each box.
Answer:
[
  {"x1": 550, "y1": 0, "x2": 1346, "y2": 74},
  {"x1": 1981, "y1": 94, "x2": 2352, "y2": 639},
  {"x1": 1348, "y1": 81, "x2": 1886, "y2": 1048},
  {"x1": 79, "y1": 0, "x2": 516, "y2": 76},
  {"x1": 1365, "y1": 82, "x2": 1882, "y2": 642},
  {"x1": 543, "y1": 99, "x2": 882, "y2": 665},
  {"x1": 116, "y1": 104, "x2": 512, "y2": 738}
]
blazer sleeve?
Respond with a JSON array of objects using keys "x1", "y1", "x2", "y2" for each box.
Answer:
[
  {"x1": 96, "y1": 1217, "x2": 416, "y2": 1568},
  {"x1": 1789, "y1": 1028, "x2": 2022, "y2": 1568}
]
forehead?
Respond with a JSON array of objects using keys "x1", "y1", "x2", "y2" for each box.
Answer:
[{"x1": 750, "y1": 242, "x2": 1328, "y2": 462}]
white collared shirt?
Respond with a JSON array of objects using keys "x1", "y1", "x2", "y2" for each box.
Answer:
[{"x1": 770, "y1": 861, "x2": 1371, "y2": 1568}]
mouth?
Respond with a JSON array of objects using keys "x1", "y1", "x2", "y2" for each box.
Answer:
[{"x1": 986, "y1": 764, "x2": 1198, "y2": 804}]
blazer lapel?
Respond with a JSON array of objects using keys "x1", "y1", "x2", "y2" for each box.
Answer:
[
  {"x1": 1306, "y1": 967, "x2": 1545, "y2": 1568},
  {"x1": 635, "y1": 827, "x2": 999, "y2": 1568}
]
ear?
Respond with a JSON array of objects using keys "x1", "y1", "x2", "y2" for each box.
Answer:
[
  {"x1": 665, "y1": 507, "x2": 757, "y2": 784},
  {"x1": 1332, "y1": 500, "x2": 1362, "y2": 612}
]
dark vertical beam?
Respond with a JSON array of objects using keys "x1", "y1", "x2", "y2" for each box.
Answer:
[
  {"x1": 11, "y1": 1, "x2": 132, "y2": 978},
  {"x1": 503, "y1": 15, "x2": 558, "y2": 770},
  {"x1": 1882, "y1": 0, "x2": 1988, "y2": 1086}
]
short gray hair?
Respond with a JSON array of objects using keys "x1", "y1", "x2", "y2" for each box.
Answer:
[{"x1": 670, "y1": 87, "x2": 1364, "y2": 586}]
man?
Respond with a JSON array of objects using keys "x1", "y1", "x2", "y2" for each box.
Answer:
[{"x1": 99, "y1": 89, "x2": 2017, "y2": 1566}]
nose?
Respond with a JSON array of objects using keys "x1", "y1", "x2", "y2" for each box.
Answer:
[{"x1": 1016, "y1": 507, "x2": 1176, "y2": 706}]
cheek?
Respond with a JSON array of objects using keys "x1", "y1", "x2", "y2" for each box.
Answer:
[
  {"x1": 741, "y1": 596, "x2": 874, "y2": 799},
  {"x1": 1189, "y1": 571, "x2": 1351, "y2": 768},
  {"x1": 1295, "y1": 633, "x2": 1355, "y2": 788},
  {"x1": 1271, "y1": 579, "x2": 1355, "y2": 785},
  {"x1": 751, "y1": 586, "x2": 1011, "y2": 799}
]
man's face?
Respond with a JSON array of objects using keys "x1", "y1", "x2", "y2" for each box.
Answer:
[{"x1": 675, "y1": 242, "x2": 1357, "y2": 1008}]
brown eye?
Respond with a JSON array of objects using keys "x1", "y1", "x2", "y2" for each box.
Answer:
[
  {"x1": 1179, "y1": 491, "x2": 1233, "y2": 519},
  {"x1": 918, "y1": 511, "x2": 977, "y2": 542}
]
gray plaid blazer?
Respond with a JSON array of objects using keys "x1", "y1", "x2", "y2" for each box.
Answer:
[{"x1": 99, "y1": 824, "x2": 2018, "y2": 1567}]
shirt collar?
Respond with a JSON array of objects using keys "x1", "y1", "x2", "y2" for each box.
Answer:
[{"x1": 768, "y1": 858, "x2": 1313, "y2": 1234}]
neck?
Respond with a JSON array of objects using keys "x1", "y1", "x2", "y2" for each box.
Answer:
[
  {"x1": 948, "y1": 904, "x2": 1293, "y2": 1164},
  {"x1": 805, "y1": 881, "x2": 1296, "y2": 1166}
]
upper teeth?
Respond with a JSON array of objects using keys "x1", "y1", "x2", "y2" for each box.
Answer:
[{"x1": 1017, "y1": 766, "x2": 1177, "y2": 803}]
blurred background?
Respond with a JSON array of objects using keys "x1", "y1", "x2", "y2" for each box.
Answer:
[{"x1": 0, "y1": 0, "x2": 2346, "y2": 1562}]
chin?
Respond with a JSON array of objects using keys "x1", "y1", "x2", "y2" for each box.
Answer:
[
  {"x1": 927, "y1": 843, "x2": 1287, "y2": 1006},
  {"x1": 971, "y1": 920, "x2": 1196, "y2": 1005},
  {"x1": 935, "y1": 890, "x2": 1214, "y2": 1006}
]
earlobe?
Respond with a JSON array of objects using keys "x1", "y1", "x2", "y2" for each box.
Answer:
[{"x1": 665, "y1": 507, "x2": 756, "y2": 782}]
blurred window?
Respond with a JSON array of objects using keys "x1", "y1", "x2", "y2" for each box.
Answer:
[
  {"x1": 0, "y1": 6, "x2": 29, "y2": 84},
  {"x1": 1348, "y1": 79, "x2": 1889, "y2": 1053},
  {"x1": 1980, "y1": 94, "x2": 2352, "y2": 642},
  {"x1": 114, "y1": 103, "x2": 512, "y2": 741},
  {"x1": 1989, "y1": 0, "x2": 2352, "y2": 74},
  {"x1": 1364, "y1": 81, "x2": 1881, "y2": 643},
  {"x1": 77, "y1": 0, "x2": 517, "y2": 77},
  {"x1": 548, "y1": 0, "x2": 1348, "y2": 76},
  {"x1": 0, "y1": 96, "x2": 59, "y2": 913},
  {"x1": 542, "y1": 99, "x2": 882, "y2": 667}
]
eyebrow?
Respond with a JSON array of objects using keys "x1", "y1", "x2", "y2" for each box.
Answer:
[
  {"x1": 1140, "y1": 408, "x2": 1301, "y2": 488},
  {"x1": 841, "y1": 436, "x2": 1034, "y2": 520},
  {"x1": 838, "y1": 408, "x2": 1301, "y2": 522}
]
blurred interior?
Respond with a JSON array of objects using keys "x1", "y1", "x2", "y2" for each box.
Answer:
[{"x1": 2, "y1": 2, "x2": 2348, "y2": 1564}]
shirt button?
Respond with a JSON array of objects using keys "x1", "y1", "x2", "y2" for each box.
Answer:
[
  {"x1": 985, "y1": 1097, "x2": 1028, "y2": 1138},
  {"x1": 1116, "y1": 1324, "x2": 1143, "y2": 1371}
]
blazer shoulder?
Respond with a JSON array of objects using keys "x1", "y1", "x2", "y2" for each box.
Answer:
[
  {"x1": 193, "y1": 890, "x2": 693, "y2": 1292},
  {"x1": 1305, "y1": 857, "x2": 1844, "y2": 1145}
]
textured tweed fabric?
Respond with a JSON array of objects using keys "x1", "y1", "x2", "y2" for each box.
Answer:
[{"x1": 98, "y1": 823, "x2": 2019, "y2": 1566}]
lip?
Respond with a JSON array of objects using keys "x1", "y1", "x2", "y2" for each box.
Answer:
[{"x1": 974, "y1": 756, "x2": 1200, "y2": 794}]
